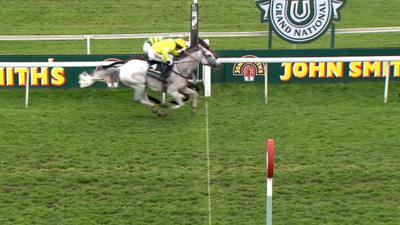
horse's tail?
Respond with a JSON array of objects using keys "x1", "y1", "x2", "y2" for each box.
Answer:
[{"x1": 79, "y1": 67, "x2": 120, "y2": 88}]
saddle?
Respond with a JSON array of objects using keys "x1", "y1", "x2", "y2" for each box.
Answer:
[{"x1": 146, "y1": 61, "x2": 171, "y2": 82}]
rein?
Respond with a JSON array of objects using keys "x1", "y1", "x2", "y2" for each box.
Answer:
[
  {"x1": 170, "y1": 49, "x2": 204, "y2": 79},
  {"x1": 167, "y1": 50, "x2": 198, "y2": 79},
  {"x1": 181, "y1": 50, "x2": 198, "y2": 63},
  {"x1": 174, "y1": 48, "x2": 216, "y2": 67},
  {"x1": 170, "y1": 69, "x2": 190, "y2": 79}
]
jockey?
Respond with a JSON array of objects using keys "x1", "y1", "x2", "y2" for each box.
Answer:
[
  {"x1": 142, "y1": 36, "x2": 164, "y2": 56},
  {"x1": 148, "y1": 38, "x2": 188, "y2": 66},
  {"x1": 146, "y1": 38, "x2": 188, "y2": 85}
]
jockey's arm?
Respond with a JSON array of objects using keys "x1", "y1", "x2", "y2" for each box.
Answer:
[
  {"x1": 170, "y1": 49, "x2": 181, "y2": 56},
  {"x1": 162, "y1": 47, "x2": 173, "y2": 62},
  {"x1": 171, "y1": 46, "x2": 186, "y2": 56}
]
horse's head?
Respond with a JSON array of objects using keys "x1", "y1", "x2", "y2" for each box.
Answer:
[{"x1": 194, "y1": 39, "x2": 222, "y2": 68}]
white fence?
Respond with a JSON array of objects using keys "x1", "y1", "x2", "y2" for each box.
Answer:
[
  {"x1": 206, "y1": 55, "x2": 400, "y2": 104},
  {"x1": 2, "y1": 26, "x2": 400, "y2": 106},
  {"x1": 1, "y1": 27, "x2": 400, "y2": 54},
  {"x1": 2, "y1": 55, "x2": 399, "y2": 107}
]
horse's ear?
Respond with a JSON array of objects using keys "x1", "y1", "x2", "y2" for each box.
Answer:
[{"x1": 198, "y1": 38, "x2": 210, "y2": 49}]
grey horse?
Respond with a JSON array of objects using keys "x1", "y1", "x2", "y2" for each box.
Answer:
[{"x1": 79, "y1": 39, "x2": 221, "y2": 117}]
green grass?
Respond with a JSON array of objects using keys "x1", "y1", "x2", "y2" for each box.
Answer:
[
  {"x1": 1, "y1": 0, "x2": 399, "y2": 35},
  {"x1": 0, "y1": 88, "x2": 210, "y2": 225},
  {"x1": 1, "y1": 1, "x2": 400, "y2": 224},
  {"x1": 1, "y1": 32, "x2": 400, "y2": 55},
  {"x1": 1, "y1": 82, "x2": 400, "y2": 225},
  {"x1": 0, "y1": 0, "x2": 399, "y2": 54}
]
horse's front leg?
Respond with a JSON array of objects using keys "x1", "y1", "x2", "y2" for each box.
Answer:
[
  {"x1": 168, "y1": 89, "x2": 185, "y2": 110},
  {"x1": 180, "y1": 87, "x2": 198, "y2": 114}
]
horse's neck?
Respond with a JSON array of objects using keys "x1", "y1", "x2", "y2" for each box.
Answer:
[{"x1": 175, "y1": 52, "x2": 201, "y2": 75}]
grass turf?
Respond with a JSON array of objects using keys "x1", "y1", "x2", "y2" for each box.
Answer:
[
  {"x1": 1, "y1": 82, "x2": 399, "y2": 225},
  {"x1": 0, "y1": 0, "x2": 399, "y2": 54},
  {"x1": 0, "y1": 0, "x2": 400, "y2": 224},
  {"x1": 1, "y1": 0, "x2": 399, "y2": 35}
]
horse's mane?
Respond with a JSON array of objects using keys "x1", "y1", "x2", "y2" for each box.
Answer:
[
  {"x1": 195, "y1": 38, "x2": 219, "y2": 57},
  {"x1": 176, "y1": 38, "x2": 216, "y2": 60},
  {"x1": 176, "y1": 44, "x2": 199, "y2": 60}
]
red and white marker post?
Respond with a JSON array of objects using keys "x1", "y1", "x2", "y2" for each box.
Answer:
[{"x1": 266, "y1": 139, "x2": 274, "y2": 225}]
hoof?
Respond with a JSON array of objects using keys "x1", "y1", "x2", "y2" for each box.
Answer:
[
  {"x1": 170, "y1": 104, "x2": 182, "y2": 110},
  {"x1": 151, "y1": 107, "x2": 168, "y2": 117},
  {"x1": 158, "y1": 111, "x2": 168, "y2": 117}
]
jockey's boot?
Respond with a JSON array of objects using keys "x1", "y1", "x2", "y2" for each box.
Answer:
[{"x1": 160, "y1": 62, "x2": 171, "y2": 92}]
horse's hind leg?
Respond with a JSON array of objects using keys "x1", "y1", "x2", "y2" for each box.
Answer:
[
  {"x1": 133, "y1": 85, "x2": 167, "y2": 117},
  {"x1": 181, "y1": 87, "x2": 199, "y2": 114}
]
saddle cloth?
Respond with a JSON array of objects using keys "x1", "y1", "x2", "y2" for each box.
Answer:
[{"x1": 147, "y1": 61, "x2": 170, "y2": 80}]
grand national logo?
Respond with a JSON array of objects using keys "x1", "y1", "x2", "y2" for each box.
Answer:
[
  {"x1": 233, "y1": 55, "x2": 266, "y2": 82},
  {"x1": 256, "y1": 0, "x2": 346, "y2": 43}
]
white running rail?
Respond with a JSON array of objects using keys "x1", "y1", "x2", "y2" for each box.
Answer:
[
  {"x1": 1, "y1": 56, "x2": 399, "y2": 107},
  {"x1": 1, "y1": 27, "x2": 400, "y2": 54},
  {"x1": 1, "y1": 27, "x2": 399, "y2": 41},
  {"x1": 203, "y1": 55, "x2": 400, "y2": 104}
]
